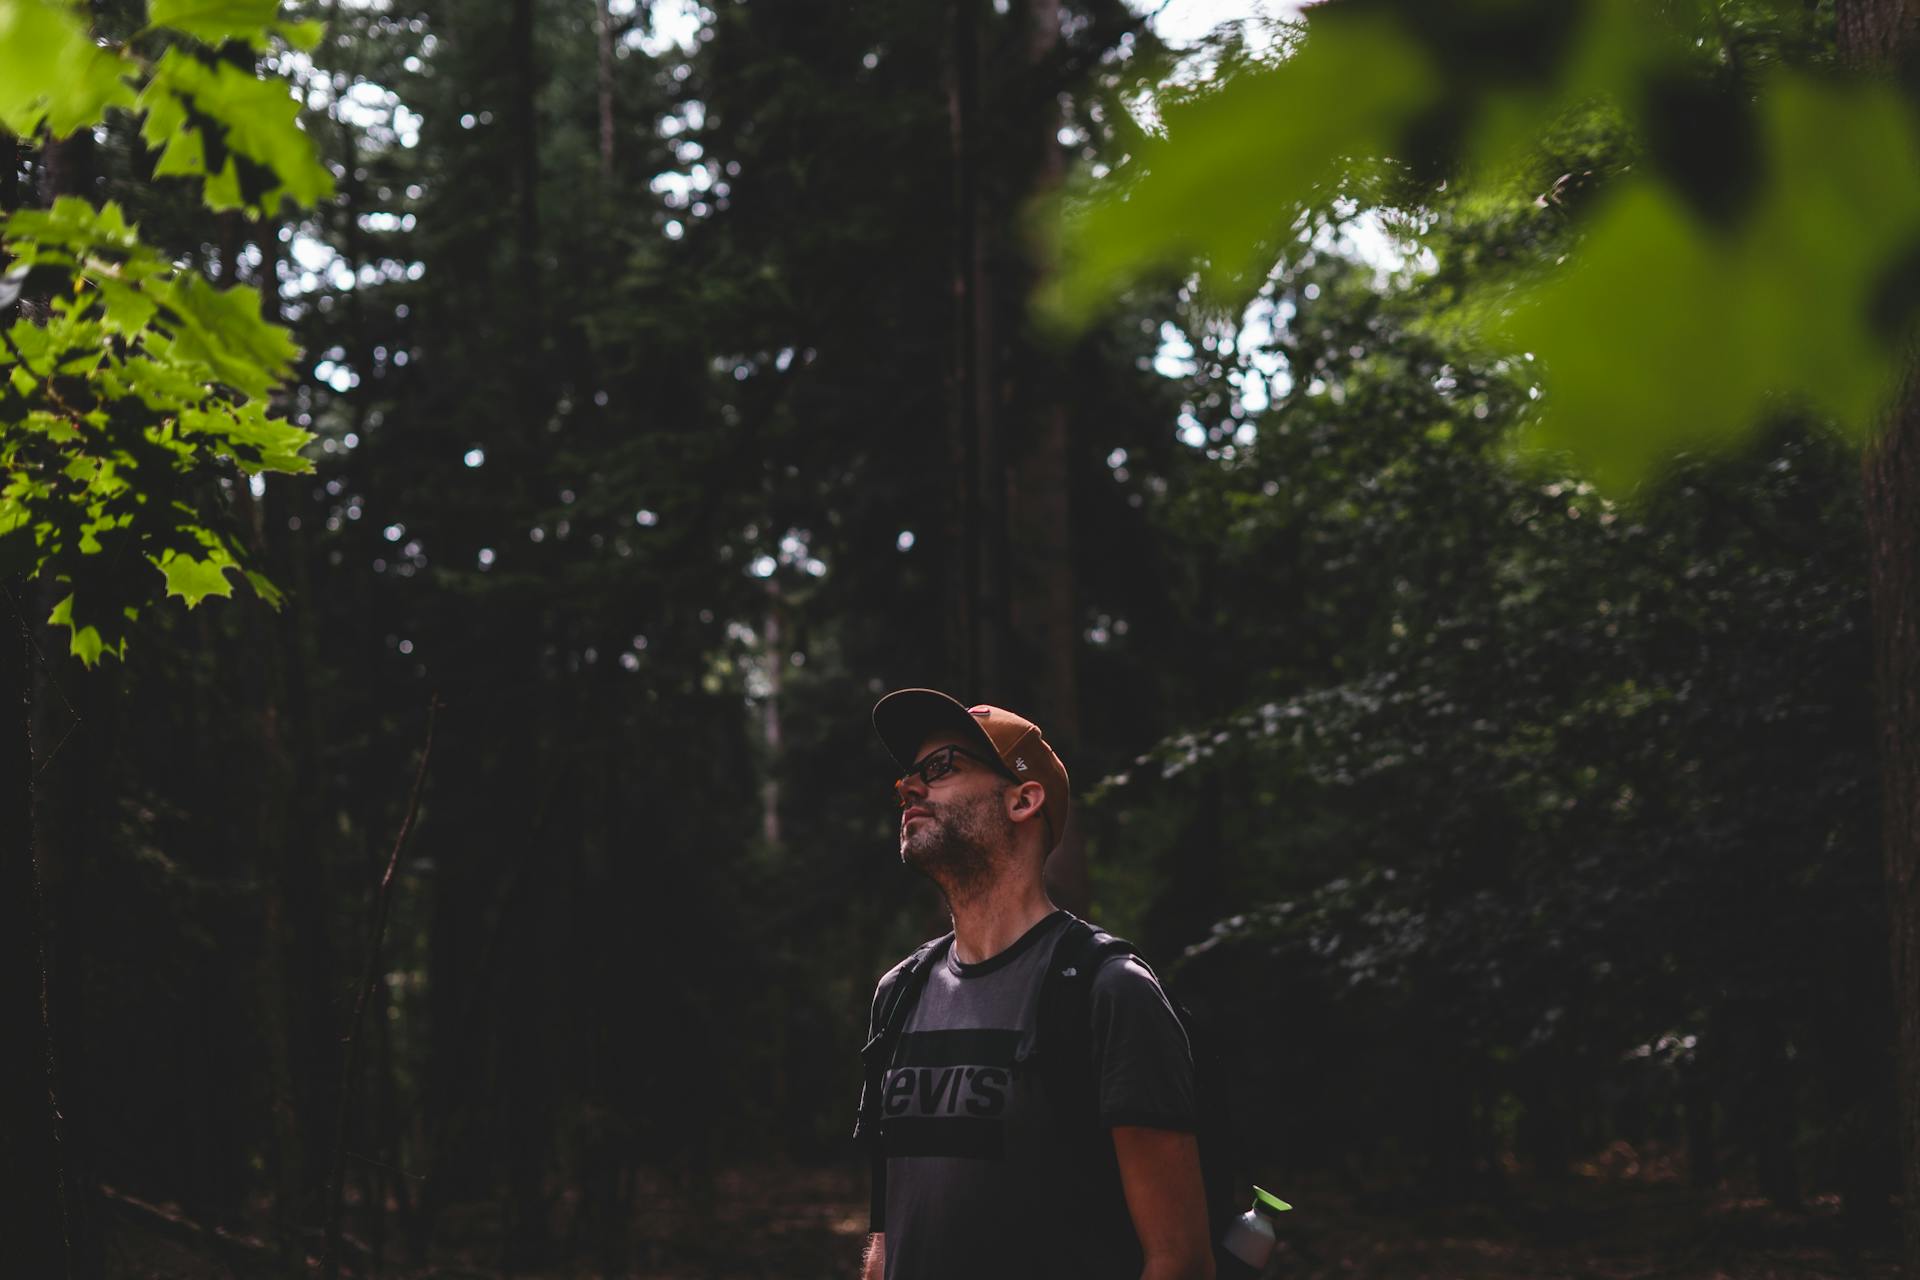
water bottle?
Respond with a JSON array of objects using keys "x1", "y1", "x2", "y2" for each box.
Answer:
[{"x1": 1216, "y1": 1186, "x2": 1292, "y2": 1278}]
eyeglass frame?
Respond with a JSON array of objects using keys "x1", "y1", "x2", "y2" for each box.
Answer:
[{"x1": 893, "y1": 743, "x2": 1019, "y2": 807}]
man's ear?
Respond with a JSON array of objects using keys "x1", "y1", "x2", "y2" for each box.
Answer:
[{"x1": 1006, "y1": 780, "x2": 1047, "y2": 825}]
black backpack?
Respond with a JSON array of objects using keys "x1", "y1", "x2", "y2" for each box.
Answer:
[{"x1": 857, "y1": 914, "x2": 1246, "y2": 1272}]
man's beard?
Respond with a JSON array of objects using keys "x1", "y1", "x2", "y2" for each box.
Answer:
[{"x1": 901, "y1": 791, "x2": 1013, "y2": 902}]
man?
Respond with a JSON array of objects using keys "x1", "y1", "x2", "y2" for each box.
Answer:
[{"x1": 854, "y1": 688, "x2": 1215, "y2": 1280}]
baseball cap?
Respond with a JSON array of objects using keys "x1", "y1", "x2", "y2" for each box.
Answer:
[{"x1": 872, "y1": 688, "x2": 1072, "y2": 853}]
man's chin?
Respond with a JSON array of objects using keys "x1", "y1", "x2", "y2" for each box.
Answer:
[{"x1": 899, "y1": 835, "x2": 954, "y2": 880}]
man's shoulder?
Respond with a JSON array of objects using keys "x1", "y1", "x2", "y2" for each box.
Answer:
[
  {"x1": 1087, "y1": 953, "x2": 1181, "y2": 1025},
  {"x1": 1058, "y1": 916, "x2": 1150, "y2": 981},
  {"x1": 872, "y1": 933, "x2": 953, "y2": 998},
  {"x1": 872, "y1": 949, "x2": 917, "y2": 995},
  {"x1": 1071, "y1": 926, "x2": 1181, "y2": 1013}
]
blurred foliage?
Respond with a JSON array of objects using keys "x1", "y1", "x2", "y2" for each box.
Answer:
[
  {"x1": 1071, "y1": 19, "x2": 1889, "y2": 1191},
  {"x1": 1046, "y1": 0, "x2": 1915, "y2": 490}
]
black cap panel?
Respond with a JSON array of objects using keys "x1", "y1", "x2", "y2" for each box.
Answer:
[{"x1": 872, "y1": 688, "x2": 1000, "y2": 770}]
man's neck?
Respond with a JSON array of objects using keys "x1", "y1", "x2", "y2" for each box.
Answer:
[{"x1": 945, "y1": 871, "x2": 1059, "y2": 966}]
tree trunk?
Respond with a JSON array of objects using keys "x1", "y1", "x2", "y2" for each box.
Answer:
[
  {"x1": 0, "y1": 578, "x2": 67, "y2": 1278},
  {"x1": 595, "y1": 0, "x2": 615, "y2": 183},
  {"x1": 1009, "y1": 0, "x2": 1091, "y2": 913},
  {"x1": 762, "y1": 578, "x2": 783, "y2": 851},
  {"x1": 219, "y1": 211, "x2": 332, "y2": 1278},
  {"x1": 1862, "y1": 366, "x2": 1920, "y2": 1269},
  {"x1": 36, "y1": 129, "x2": 92, "y2": 207},
  {"x1": 31, "y1": 579, "x2": 111, "y2": 1280},
  {"x1": 1839, "y1": 0, "x2": 1920, "y2": 1270},
  {"x1": 0, "y1": 126, "x2": 105, "y2": 1280},
  {"x1": 945, "y1": 0, "x2": 1010, "y2": 698},
  {"x1": 40, "y1": 153, "x2": 98, "y2": 1272},
  {"x1": 939, "y1": 0, "x2": 1091, "y2": 904},
  {"x1": 514, "y1": 0, "x2": 543, "y2": 347},
  {"x1": 1679, "y1": 1053, "x2": 1720, "y2": 1190}
]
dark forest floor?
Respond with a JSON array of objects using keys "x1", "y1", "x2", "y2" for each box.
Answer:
[{"x1": 106, "y1": 1148, "x2": 1903, "y2": 1280}]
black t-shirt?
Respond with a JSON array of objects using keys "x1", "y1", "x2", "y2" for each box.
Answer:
[{"x1": 855, "y1": 912, "x2": 1197, "y2": 1280}]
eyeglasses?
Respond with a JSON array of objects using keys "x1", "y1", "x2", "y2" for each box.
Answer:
[{"x1": 894, "y1": 744, "x2": 1013, "y2": 807}]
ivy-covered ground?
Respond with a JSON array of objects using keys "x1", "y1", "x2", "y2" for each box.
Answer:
[{"x1": 104, "y1": 1145, "x2": 1900, "y2": 1279}]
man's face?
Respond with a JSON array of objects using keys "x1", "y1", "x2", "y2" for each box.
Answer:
[{"x1": 896, "y1": 732, "x2": 1014, "y2": 893}]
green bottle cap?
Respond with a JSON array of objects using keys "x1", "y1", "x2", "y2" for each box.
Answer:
[{"x1": 1252, "y1": 1186, "x2": 1292, "y2": 1214}]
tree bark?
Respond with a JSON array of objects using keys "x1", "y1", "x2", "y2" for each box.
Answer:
[
  {"x1": 31, "y1": 581, "x2": 110, "y2": 1280},
  {"x1": 941, "y1": 0, "x2": 1089, "y2": 907},
  {"x1": 1840, "y1": 0, "x2": 1920, "y2": 1268},
  {"x1": 324, "y1": 700, "x2": 436, "y2": 1279},
  {"x1": 1862, "y1": 365, "x2": 1920, "y2": 1268},
  {"x1": 595, "y1": 0, "x2": 615, "y2": 183},
  {"x1": 1009, "y1": 0, "x2": 1088, "y2": 912},
  {"x1": 36, "y1": 129, "x2": 92, "y2": 207},
  {"x1": 513, "y1": 0, "x2": 543, "y2": 346},
  {"x1": 0, "y1": 579, "x2": 67, "y2": 1279},
  {"x1": 946, "y1": 0, "x2": 997, "y2": 695},
  {"x1": 0, "y1": 126, "x2": 104, "y2": 1280},
  {"x1": 762, "y1": 578, "x2": 784, "y2": 850},
  {"x1": 2, "y1": 155, "x2": 44, "y2": 1276},
  {"x1": 220, "y1": 212, "x2": 331, "y2": 1279}
]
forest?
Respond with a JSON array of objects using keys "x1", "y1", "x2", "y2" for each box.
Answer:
[{"x1": 2, "y1": 0, "x2": 1917, "y2": 1277}]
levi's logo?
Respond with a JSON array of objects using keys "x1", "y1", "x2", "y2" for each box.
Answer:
[
  {"x1": 881, "y1": 1064, "x2": 1010, "y2": 1118},
  {"x1": 880, "y1": 1028, "x2": 1018, "y2": 1160}
]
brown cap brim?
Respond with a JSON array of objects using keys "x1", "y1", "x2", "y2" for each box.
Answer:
[{"x1": 872, "y1": 688, "x2": 1001, "y2": 771}]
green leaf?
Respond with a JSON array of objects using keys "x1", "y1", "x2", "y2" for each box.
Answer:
[
  {"x1": 47, "y1": 591, "x2": 126, "y2": 667},
  {"x1": 201, "y1": 157, "x2": 246, "y2": 211},
  {"x1": 91, "y1": 274, "x2": 159, "y2": 334},
  {"x1": 140, "y1": 48, "x2": 335, "y2": 214},
  {"x1": 180, "y1": 401, "x2": 314, "y2": 474},
  {"x1": 155, "y1": 545, "x2": 237, "y2": 607},
  {"x1": 147, "y1": 0, "x2": 279, "y2": 45},
  {"x1": 0, "y1": 0, "x2": 137, "y2": 137},
  {"x1": 1494, "y1": 74, "x2": 1920, "y2": 490},
  {"x1": 1041, "y1": 13, "x2": 1439, "y2": 328},
  {"x1": 104, "y1": 349, "x2": 206, "y2": 409},
  {"x1": 6, "y1": 196, "x2": 143, "y2": 255},
  {"x1": 147, "y1": 0, "x2": 328, "y2": 51},
  {"x1": 150, "y1": 124, "x2": 208, "y2": 179},
  {"x1": 278, "y1": 16, "x2": 323, "y2": 50},
  {"x1": 243, "y1": 567, "x2": 284, "y2": 607},
  {"x1": 151, "y1": 271, "x2": 300, "y2": 398}
]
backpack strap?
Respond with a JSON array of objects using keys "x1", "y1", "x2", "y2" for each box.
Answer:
[
  {"x1": 1033, "y1": 918, "x2": 1249, "y2": 1266},
  {"x1": 1032, "y1": 916, "x2": 1139, "y2": 1132},
  {"x1": 855, "y1": 931, "x2": 954, "y2": 1145},
  {"x1": 1030, "y1": 916, "x2": 1141, "y2": 1270},
  {"x1": 1032, "y1": 916, "x2": 1136, "y2": 1100}
]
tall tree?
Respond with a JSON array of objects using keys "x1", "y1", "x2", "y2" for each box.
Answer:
[
  {"x1": 1, "y1": 544, "x2": 63, "y2": 1280},
  {"x1": 1841, "y1": 0, "x2": 1920, "y2": 1267}
]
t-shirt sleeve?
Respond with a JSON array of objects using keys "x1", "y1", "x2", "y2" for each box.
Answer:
[{"x1": 1089, "y1": 954, "x2": 1197, "y2": 1131}]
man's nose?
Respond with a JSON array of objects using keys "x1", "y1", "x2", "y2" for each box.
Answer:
[{"x1": 896, "y1": 774, "x2": 927, "y2": 806}]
